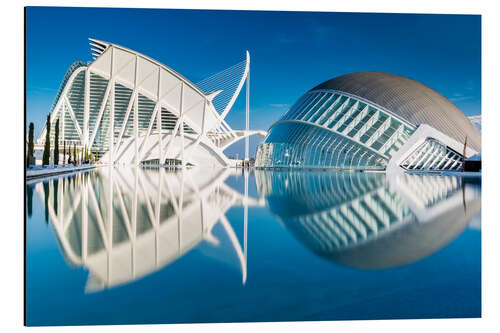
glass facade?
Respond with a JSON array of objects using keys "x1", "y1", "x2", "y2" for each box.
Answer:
[
  {"x1": 256, "y1": 90, "x2": 415, "y2": 170},
  {"x1": 256, "y1": 122, "x2": 387, "y2": 170},
  {"x1": 47, "y1": 68, "x2": 197, "y2": 158}
]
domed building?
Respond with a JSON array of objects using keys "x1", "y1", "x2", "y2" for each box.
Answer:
[{"x1": 255, "y1": 72, "x2": 481, "y2": 173}]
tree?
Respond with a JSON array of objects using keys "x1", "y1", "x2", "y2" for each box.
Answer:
[
  {"x1": 42, "y1": 114, "x2": 51, "y2": 166},
  {"x1": 27, "y1": 184, "x2": 33, "y2": 218},
  {"x1": 54, "y1": 119, "x2": 60, "y2": 165},
  {"x1": 27, "y1": 122, "x2": 34, "y2": 167}
]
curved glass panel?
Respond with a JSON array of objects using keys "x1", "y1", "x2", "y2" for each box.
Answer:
[
  {"x1": 270, "y1": 89, "x2": 416, "y2": 170},
  {"x1": 255, "y1": 122, "x2": 387, "y2": 170}
]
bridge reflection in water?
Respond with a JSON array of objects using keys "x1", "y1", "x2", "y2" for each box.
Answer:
[
  {"x1": 35, "y1": 167, "x2": 263, "y2": 292},
  {"x1": 34, "y1": 167, "x2": 480, "y2": 293},
  {"x1": 256, "y1": 171, "x2": 481, "y2": 269}
]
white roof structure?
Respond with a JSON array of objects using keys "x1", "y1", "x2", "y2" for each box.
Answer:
[{"x1": 37, "y1": 39, "x2": 266, "y2": 166}]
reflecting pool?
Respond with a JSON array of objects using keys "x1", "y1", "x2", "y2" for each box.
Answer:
[{"x1": 26, "y1": 167, "x2": 481, "y2": 325}]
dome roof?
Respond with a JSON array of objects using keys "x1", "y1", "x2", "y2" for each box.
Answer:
[{"x1": 311, "y1": 72, "x2": 481, "y2": 152}]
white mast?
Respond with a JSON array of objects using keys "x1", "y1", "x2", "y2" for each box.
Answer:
[{"x1": 245, "y1": 51, "x2": 250, "y2": 162}]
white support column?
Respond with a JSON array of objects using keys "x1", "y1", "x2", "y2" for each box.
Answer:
[
  {"x1": 88, "y1": 82, "x2": 113, "y2": 148},
  {"x1": 138, "y1": 104, "x2": 160, "y2": 160},
  {"x1": 113, "y1": 91, "x2": 136, "y2": 156},
  {"x1": 64, "y1": 95, "x2": 84, "y2": 142},
  {"x1": 109, "y1": 80, "x2": 115, "y2": 164},
  {"x1": 134, "y1": 96, "x2": 139, "y2": 165},
  {"x1": 157, "y1": 108, "x2": 162, "y2": 164},
  {"x1": 134, "y1": 55, "x2": 139, "y2": 165},
  {"x1": 157, "y1": 66, "x2": 162, "y2": 165},
  {"x1": 180, "y1": 82, "x2": 185, "y2": 168},
  {"x1": 161, "y1": 117, "x2": 183, "y2": 163},
  {"x1": 109, "y1": 48, "x2": 115, "y2": 164},
  {"x1": 84, "y1": 68, "x2": 90, "y2": 145}
]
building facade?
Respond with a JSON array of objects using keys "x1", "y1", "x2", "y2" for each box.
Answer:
[
  {"x1": 255, "y1": 72, "x2": 481, "y2": 173},
  {"x1": 37, "y1": 39, "x2": 265, "y2": 167}
]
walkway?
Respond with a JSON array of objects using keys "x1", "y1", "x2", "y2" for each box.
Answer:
[{"x1": 26, "y1": 164, "x2": 101, "y2": 180}]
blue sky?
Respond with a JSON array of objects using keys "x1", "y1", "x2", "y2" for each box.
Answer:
[{"x1": 26, "y1": 7, "x2": 481, "y2": 156}]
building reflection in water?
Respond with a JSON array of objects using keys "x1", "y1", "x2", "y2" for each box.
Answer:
[
  {"x1": 256, "y1": 171, "x2": 481, "y2": 269},
  {"x1": 34, "y1": 167, "x2": 263, "y2": 292},
  {"x1": 33, "y1": 167, "x2": 481, "y2": 293}
]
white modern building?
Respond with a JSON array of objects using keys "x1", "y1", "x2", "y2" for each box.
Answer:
[
  {"x1": 36, "y1": 39, "x2": 266, "y2": 167},
  {"x1": 255, "y1": 72, "x2": 481, "y2": 174}
]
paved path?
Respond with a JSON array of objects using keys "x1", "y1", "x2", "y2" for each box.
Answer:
[{"x1": 26, "y1": 164, "x2": 102, "y2": 180}]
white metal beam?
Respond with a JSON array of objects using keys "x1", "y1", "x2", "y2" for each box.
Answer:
[{"x1": 64, "y1": 96, "x2": 84, "y2": 142}]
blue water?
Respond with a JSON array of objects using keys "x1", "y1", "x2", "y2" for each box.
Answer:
[{"x1": 25, "y1": 168, "x2": 481, "y2": 325}]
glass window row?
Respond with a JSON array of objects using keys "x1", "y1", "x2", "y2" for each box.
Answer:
[
  {"x1": 255, "y1": 122, "x2": 388, "y2": 170},
  {"x1": 278, "y1": 90, "x2": 416, "y2": 159},
  {"x1": 46, "y1": 73, "x2": 195, "y2": 155}
]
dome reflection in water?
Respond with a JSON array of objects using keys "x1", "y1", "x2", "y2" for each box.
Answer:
[{"x1": 256, "y1": 170, "x2": 481, "y2": 269}]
